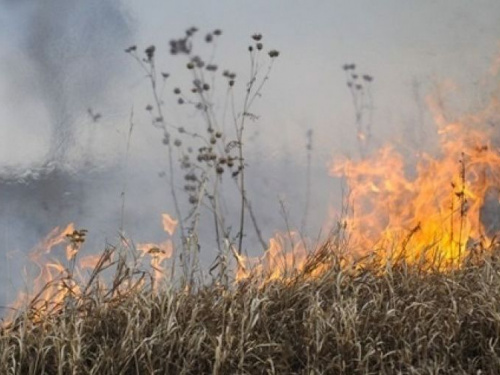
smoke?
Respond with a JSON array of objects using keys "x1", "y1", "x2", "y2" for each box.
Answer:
[
  {"x1": 2, "y1": 0, "x2": 131, "y2": 167},
  {"x1": 0, "y1": 1, "x2": 331, "y2": 263},
  {"x1": 0, "y1": 0, "x2": 134, "y2": 308}
]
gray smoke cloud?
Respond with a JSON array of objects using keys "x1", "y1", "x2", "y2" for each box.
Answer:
[
  {"x1": 0, "y1": 0, "x2": 133, "y2": 309},
  {"x1": 2, "y1": 0, "x2": 131, "y2": 166},
  {"x1": 27, "y1": 0, "x2": 130, "y2": 163}
]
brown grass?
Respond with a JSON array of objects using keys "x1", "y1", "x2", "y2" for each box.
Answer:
[{"x1": 2, "y1": 242, "x2": 500, "y2": 374}]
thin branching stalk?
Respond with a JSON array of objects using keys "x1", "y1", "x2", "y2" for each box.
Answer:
[{"x1": 120, "y1": 108, "x2": 135, "y2": 234}]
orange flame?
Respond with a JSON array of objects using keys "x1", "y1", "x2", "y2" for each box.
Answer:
[
  {"x1": 78, "y1": 254, "x2": 102, "y2": 270},
  {"x1": 234, "y1": 232, "x2": 314, "y2": 283},
  {"x1": 162, "y1": 213, "x2": 178, "y2": 236},
  {"x1": 6, "y1": 224, "x2": 79, "y2": 322},
  {"x1": 136, "y1": 213, "x2": 176, "y2": 287},
  {"x1": 5, "y1": 71, "x2": 500, "y2": 323},
  {"x1": 329, "y1": 91, "x2": 500, "y2": 268},
  {"x1": 4, "y1": 213, "x2": 178, "y2": 324},
  {"x1": 28, "y1": 223, "x2": 75, "y2": 262},
  {"x1": 234, "y1": 79, "x2": 500, "y2": 281}
]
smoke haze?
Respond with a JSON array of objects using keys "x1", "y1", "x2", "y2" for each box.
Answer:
[{"x1": 0, "y1": 0, "x2": 133, "y2": 307}]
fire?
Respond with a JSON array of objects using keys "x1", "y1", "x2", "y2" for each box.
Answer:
[
  {"x1": 28, "y1": 223, "x2": 75, "y2": 262},
  {"x1": 6, "y1": 223, "x2": 78, "y2": 322},
  {"x1": 136, "y1": 213, "x2": 176, "y2": 287},
  {"x1": 162, "y1": 213, "x2": 178, "y2": 236},
  {"x1": 3, "y1": 213, "x2": 177, "y2": 324},
  {"x1": 234, "y1": 78, "x2": 500, "y2": 280},
  {"x1": 136, "y1": 242, "x2": 173, "y2": 285},
  {"x1": 78, "y1": 254, "x2": 102, "y2": 270},
  {"x1": 329, "y1": 91, "x2": 500, "y2": 268},
  {"x1": 234, "y1": 232, "x2": 316, "y2": 283},
  {"x1": 4, "y1": 67, "x2": 500, "y2": 324}
]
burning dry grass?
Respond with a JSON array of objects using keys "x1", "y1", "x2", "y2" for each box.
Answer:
[
  {"x1": 2, "y1": 242, "x2": 500, "y2": 374},
  {"x1": 2, "y1": 28, "x2": 500, "y2": 375}
]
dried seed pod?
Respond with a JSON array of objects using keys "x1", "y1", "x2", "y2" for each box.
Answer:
[
  {"x1": 145, "y1": 45, "x2": 155, "y2": 60},
  {"x1": 268, "y1": 49, "x2": 280, "y2": 58}
]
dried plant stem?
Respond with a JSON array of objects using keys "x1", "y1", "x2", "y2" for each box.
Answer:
[
  {"x1": 144, "y1": 55, "x2": 187, "y2": 245},
  {"x1": 120, "y1": 108, "x2": 135, "y2": 234},
  {"x1": 301, "y1": 129, "x2": 313, "y2": 234},
  {"x1": 236, "y1": 55, "x2": 275, "y2": 254}
]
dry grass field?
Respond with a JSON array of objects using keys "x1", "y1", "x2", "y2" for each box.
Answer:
[{"x1": 2, "y1": 241, "x2": 500, "y2": 374}]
